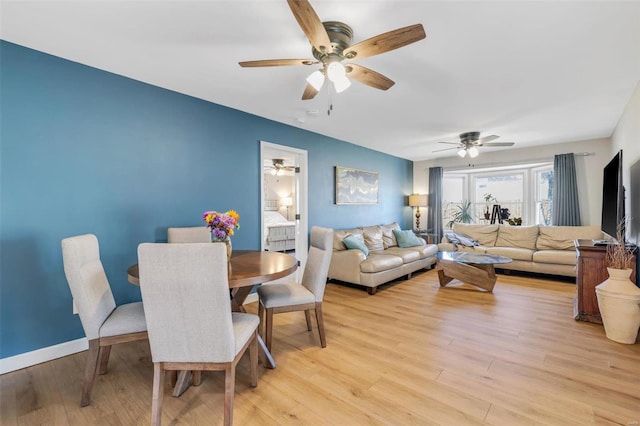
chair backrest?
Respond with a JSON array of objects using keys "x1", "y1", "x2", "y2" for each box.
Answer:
[
  {"x1": 137, "y1": 242, "x2": 235, "y2": 363},
  {"x1": 302, "y1": 226, "x2": 334, "y2": 302},
  {"x1": 167, "y1": 227, "x2": 211, "y2": 243},
  {"x1": 61, "y1": 234, "x2": 116, "y2": 340}
]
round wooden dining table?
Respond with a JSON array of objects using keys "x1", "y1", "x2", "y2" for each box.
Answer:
[{"x1": 127, "y1": 249, "x2": 297, "y2": 394}]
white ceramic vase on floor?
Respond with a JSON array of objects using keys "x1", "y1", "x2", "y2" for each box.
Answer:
[{"x1": 595, "y1": 268, "x2": 640, "y2": 344}]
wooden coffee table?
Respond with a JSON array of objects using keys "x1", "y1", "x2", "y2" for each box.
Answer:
[{"x1": 436, "y1": 251, "x2": 512, "y2": 292}]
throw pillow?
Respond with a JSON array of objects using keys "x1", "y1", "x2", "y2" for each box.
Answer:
[
  {"x1": 343, "y1": 234, "x2": 369, "y2": 256},
  {"x1": 392, "y1": 229, "x2": 422, "y2": 248}
]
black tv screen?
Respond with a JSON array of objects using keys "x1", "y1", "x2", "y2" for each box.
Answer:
[{"x1": 601, "y1": 150, "x2": 624, "y2": 239}]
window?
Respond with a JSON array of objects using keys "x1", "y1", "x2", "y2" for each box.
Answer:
[
  {"x1": 534, "y1": 166, "x2": 553, "y2": 225},
  {"x1": 443, "y1": 163, "x2": 553, "y2": 227},
  {"x1": 442, "y1": 174, "x2": 467, "y2": 227}
]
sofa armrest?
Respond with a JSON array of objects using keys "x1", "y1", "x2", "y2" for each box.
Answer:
[
  {"x1": 438, "y1": 242, "x2": 456, "y2": 252},
  {"x1": 328, "y1": 249, "x2": 366, "y2": 284}
]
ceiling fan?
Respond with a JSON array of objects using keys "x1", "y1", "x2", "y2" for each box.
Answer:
[
  {"x1": 265, "y1": 159, "x2": 296, "y2": 176},
  {"x1": 239, "y1": 0, "x2": 426, "y2": 100},
  {"x1": 433, "y1": 132, "x2": 515, "y2": 158}
]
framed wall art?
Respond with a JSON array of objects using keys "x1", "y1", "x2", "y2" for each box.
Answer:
[{"x1": 335, "y1": 166, "x2": 379, "y2": 205}]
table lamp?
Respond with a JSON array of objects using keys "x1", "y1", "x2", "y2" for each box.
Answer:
[{"x1": 408, "y1": 194, "x2": 428, "y2": 231}]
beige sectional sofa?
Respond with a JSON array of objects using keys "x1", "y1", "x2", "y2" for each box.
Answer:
[
  {"x1": 328, "y1": 223, "x2": 439, "y2": 294},
  {"x1": 439, "y1": 223, "x2": 604, "y2": 277}
]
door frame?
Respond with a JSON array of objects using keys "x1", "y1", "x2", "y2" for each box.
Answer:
[{"x1": 260, "y1": 141, "x2": 308, "y2": 271}]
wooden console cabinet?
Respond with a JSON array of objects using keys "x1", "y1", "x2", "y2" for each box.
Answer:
[{"x1": 574, "y1": 239, "x2": 637, "y2": 324}]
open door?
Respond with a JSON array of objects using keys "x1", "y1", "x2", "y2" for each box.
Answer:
[{"x1": 260, "y1": 141, "x2": 308, "y2": 273}]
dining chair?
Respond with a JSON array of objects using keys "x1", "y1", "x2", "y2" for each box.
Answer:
[
  {"x1": 167, "y1": 226, "x2": 211, "y2": 243},
  {"x1": 257, "y1": 226, "x2": 334, "y2": 352},
  {"x1": 137, "y1": 242, "x2": 259, "y2": 426},
  {"x1": 61, "y1": 234, "x2": 148, "y2": 407}
]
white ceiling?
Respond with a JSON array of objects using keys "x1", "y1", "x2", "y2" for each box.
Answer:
[{"x1": 2, "y1": 1, "x2": 640, "y2": 161}]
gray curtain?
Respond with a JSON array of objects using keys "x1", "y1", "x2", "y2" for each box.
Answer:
[
  {"x1": 552, "y1": 153, "x2": 582, "y2": 226},
  {"x1": 427, "y1": 167, "x2": 444, "y2": 243}
]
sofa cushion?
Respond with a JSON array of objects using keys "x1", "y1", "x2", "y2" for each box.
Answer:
[
  {"x1": 393, "y1": 229, "x2": 422, "y2": 248},
  {"x1": 533, "y1": 249, "x2": 577, "y2": 266},
  {"x1": 381, "y1": 222, "x2": 400, "y2": 248},
  {"x1": 495, "y1": 225, "x2": 539, "y2": 250},
  {"x1": 452, "y1": 223, "x2": 499, "y2": 246},
  {"x1": 404, "y1": 243, "x2": 439, "y2": 259},
  {"x1": 382, "y1": 247, "x2": 421, "y2": 263},
  {"x1": 343, "y1": 234, "x2": 369, "y2": 256},
  {"x1": 333, "y1": 228, "x2": 362, "y2": 251},
  {"x1": 536, "y1": 225, "x2": 603, "y2": 250},
  {"x1": 360, "y1": 254, "x2": 404, "y2": 273},
  {"x1": 485, "y1": 246, "x2": 534, "y2": 261},
  {"x1": 361, "y1": 225, "x2": 384, "y2": 252}
]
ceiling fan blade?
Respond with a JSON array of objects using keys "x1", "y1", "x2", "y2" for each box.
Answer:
[
  {"x1": 437, "y1": 141, "x2": 460, "y2": 145},
  {"x1": 287, "y1": 0, "x2": 333, "y2": 54},
  {"x1": 483, "y1": 142, "x2": 515, "y2": 147},
  {"x1": 346, "y1": 64, "x2": 395, "y2": 90},
  {"x1": 302, "y1": 83, "x2": 319, "y2": 100},
  {"x1": 433, "y1": 147, "x2": 459, "y2": 153},
  {"x1": 239, "y1": 59, "x2": 315, "y2": 67},
  {"x1": 343, "y1": 24, "x2": 426, "y2": 60},
  {"x1": 477, "y1": 134, "x2": 499, "y2": 144}
]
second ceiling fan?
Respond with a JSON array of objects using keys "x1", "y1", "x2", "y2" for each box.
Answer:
[
  {"x1": 433, "y1": 132, "x2": 515, "y2": 158},
  {"x1": 239, "y1": 0, "x2": 426, "y2": 100}
]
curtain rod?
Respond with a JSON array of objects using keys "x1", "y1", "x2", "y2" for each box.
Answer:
[{"x1": 430, "y1": 152, "x2": 595, "y2": 173}]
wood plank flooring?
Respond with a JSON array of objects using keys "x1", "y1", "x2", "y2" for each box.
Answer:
[{"x1": 2, "y1": 269, "x2": 640, "y2": 425}]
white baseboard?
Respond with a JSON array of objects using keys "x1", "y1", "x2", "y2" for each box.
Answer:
[{"x1": 0, "y1": 337, "x2": 88, "y2": 375}]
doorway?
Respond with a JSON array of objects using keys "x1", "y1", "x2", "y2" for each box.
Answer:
[{"x1": 260, "y1": 141, "x2": 308, "y2": 272}]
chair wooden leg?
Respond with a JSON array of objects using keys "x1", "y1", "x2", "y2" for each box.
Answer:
[
  {"x1": 98, "y1": 345, "x2": 111, "y2": 375},
  {"x1": 265, "y1": 308, "x2": 273, "y2": 352},
  {"x1": 304, "y1": 310, "x2": 313, "y2": 331},
  {"x1": 249, "y1": 331, "x2": 258, "y2": 387},
  {"x1": 80, "y1": 339, "x2": 101, "y2": 407},
  {"x1": 151, "y1": 363, "x2": 165, "y2": 426},
  {"x1": 192, "y1": 371, "x2": 202, "y2": 386},
  {"x1": 315, "y1": 302, "x2": 327, "y2": 348},
  {"x1": 258, "y1": 301, "x2": 265, "y2": 339},
  {"x1": 224, "y1": 364, "x2": 235, "y2": 426}
]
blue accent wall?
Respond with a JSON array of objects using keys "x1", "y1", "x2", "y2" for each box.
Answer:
[{"x1": 0, "y1": 41, "x2": 413, "y2": 358}]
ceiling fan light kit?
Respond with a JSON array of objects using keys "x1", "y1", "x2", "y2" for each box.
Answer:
[
  {"x1": 436, "y1": 131, "x2": 515, "y2": 158},
  {"x1": 239, "y1": 0, "x2": 426, "y2": 100}
]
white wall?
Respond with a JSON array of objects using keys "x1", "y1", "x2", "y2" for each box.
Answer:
[
  {"x1": 611, "y1": 80, "x2": 640, "y2": 241},
  {"x1": 413, "y1": 138, "x2": 612, "y2": 226}
]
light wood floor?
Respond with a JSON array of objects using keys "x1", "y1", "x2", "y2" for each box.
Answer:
[{"x1": 2, "y1": 269, "x2": 640, "y2": 425}]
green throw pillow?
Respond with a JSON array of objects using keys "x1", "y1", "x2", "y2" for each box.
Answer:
[
  {"x1": 343, "y1": 235, "x2": 369, "y2": 256},
  {"x1": 393, "y1": 229, "x2": 422, "y2": 248}
]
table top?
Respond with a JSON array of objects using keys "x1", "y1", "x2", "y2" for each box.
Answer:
[
  {"x1": 437, "y1": 251, "x2": 512, "y2": 265},
  {"x1": 128, "y1": 249, "x2": 298, "y2": 289}
]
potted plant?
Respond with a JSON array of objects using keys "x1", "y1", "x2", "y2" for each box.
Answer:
[
  {"x1": 595, "y1": 220, "x2": 640, "y2": 344},
  {"x1": 447, "y1": 200, "x2": 474, "y2": 228},
  {"x1": 483, "y1": 193, "x2": 496, "y2": 219}
]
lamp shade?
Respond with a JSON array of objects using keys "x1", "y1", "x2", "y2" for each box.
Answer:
[
  {"x1": 281, "y1": 197, "x2": 293, "y2": 207},
  {"x1": 408, "y1": 194, "x2": 428, "y2": 207}
]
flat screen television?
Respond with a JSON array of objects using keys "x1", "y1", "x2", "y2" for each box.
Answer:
[{"x1": 601, "y1": 149, "x2": 625, "y2": 240}]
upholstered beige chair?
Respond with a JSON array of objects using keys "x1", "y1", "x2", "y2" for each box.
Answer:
[
  {"x1": 167, "y1": 226, "x2": 211, "y2": 243},
  {"x1": 61, "y1": 234, "x2": 148, "y2": 407},
  {"x1": 137, "y1": 242, "x2": 259, "y2": 426},
  {"x1": 257, "y1": 226, "x2": 333, "y2": 352}
]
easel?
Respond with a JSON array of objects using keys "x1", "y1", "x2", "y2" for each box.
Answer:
[{"x1": 490, "y1": 204, "x2": 503, "y2": 224}]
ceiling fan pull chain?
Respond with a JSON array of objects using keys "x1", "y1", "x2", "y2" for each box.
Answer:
[{"x1": 327, "y1": 81, "x2": 333, "y2": 116}]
